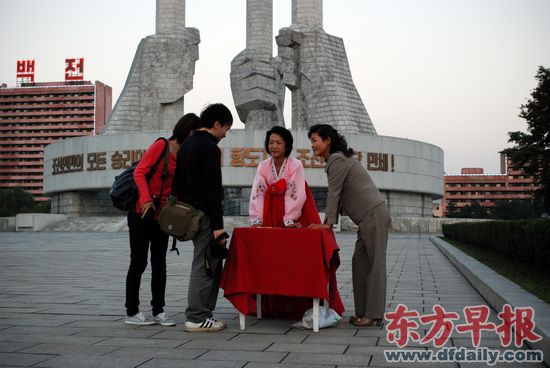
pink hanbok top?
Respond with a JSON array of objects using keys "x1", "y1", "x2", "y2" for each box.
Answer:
[{"x1": 249, "y1": 156, "x2": 306, "y2": 226}]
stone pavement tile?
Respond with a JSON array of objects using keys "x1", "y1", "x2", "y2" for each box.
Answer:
[
  {"x1": 44, "y1": 313, "x2": 121, "y2": 322},
  {"x1": 34, "y1": 354, "x2": 150, "y2": 368},
  {"x1": 0, "y1": 333, "x2": 106, "y2": 345},
  {"x1": 452, "y1": 338, "x2": 505, "y2": 348},
  {"x1": 444, "y1": 330, "x2": 501, "y2": 340},
  {"x1": 137, "y1": 358, "x2": 245, "y2": 368},
  {"x1": 387, "y1": 303, "x2": 425, "y2": 310},
  {"x1": 377, "y1": 339, "x2": 433, "y2": 348},
  {"x1": 0, "y1": 317, "x2": 71, "y2": 328},
  {"x1": 287, "y1": 327, "x2": 357, "y2": 337},
  {"x1": 102, "y1": 346, "x2": 206, "y2": 360},
  {"x1": 72, "y1": 327, "x2": 161, "y2": 338},
  {"x1": 267, "y1": 342, "x2": 347, "y2": 354},
  {"x1": 0, "y1": 341, "x2": 37, "y2": 353},
  {"x1": 93, "y1": 337, "x2": 184, "y2": 348},
  {"x1": 0, "y1": 352, "x2": 53, "y2": 367},
  {"x1": 1, "y1": 326, "x2": 84, "y2": 336},
  {"x1": 282, "y1": 352, "x2": 371, "y2": 366},
  {"x1": 0, "y1": 307, "x2": 47, "y2": 314},
  {"x1": 346, "y1": 345, "x2": 415, "y2": 355},
  {"x1": 20, "y1": 343, "x2": 118, "y2": 355},
  {"x1": 60, "y1": 319, "x2": 127, "y2": 328},
  {"x1": 198, "y1": 350, "x2": 286, "y2": 363},
  {"x1": 181, "y1": 340, "x2": 271, "y2": 351},
  {"x1": 228, "y1": 333, "x2": 306, "y2": 344},
  {"x1": 245, "y1": 364, "x2": 336, "y2": 368},
  {"x1": 236, "y1": 319, "x2": 294, "y2": 334},
  {"x1": 354, "y1": 329, "x2": 387, "y2": 337},
  {"x1": 302, "y1": 335, "x2": 378, "y2": 346},
  {"x1": 149, "y1": 330, "x2": 236, "y2": 341}
]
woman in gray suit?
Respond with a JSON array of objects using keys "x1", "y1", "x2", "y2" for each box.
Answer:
[{"x1": 308, "y1": 124, "x2": 390, "y2": 327}]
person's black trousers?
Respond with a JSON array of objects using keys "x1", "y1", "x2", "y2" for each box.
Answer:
[{"x1": 125, "y1": 211, "x2": 169, "y2": 317}]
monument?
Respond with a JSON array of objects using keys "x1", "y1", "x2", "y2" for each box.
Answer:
[
  {"x1": 43, "y1": 0, "x2": 444, "y2": 226},
  {"x1": 102, "y1": 0, "x2": 199, "y2": 134},
  {"x1": 231, "y1": 0, "x2": 376, "y2": 134}
]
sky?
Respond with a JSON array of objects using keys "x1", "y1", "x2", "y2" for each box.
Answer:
[{"x1": 1, "y1": 0, "x2": 549, "y2": 174}]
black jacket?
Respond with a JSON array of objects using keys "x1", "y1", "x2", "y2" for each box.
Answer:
[{"x1": 173, "y1": 130, "x2": 224, "y2": 230}]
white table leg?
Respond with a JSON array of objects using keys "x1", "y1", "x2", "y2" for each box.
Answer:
[
  {"x1": 239, "y1": 313, "x2": 245, "y2": 330},
  {"x1": 313, "y1": 298, "x2": 320, "y2": 332},
  {"x1": 256, "y1": 294, "x2": 262, "y2": 319}
]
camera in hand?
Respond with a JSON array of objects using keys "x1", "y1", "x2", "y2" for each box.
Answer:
[{"x1": 210, "y1": 232, "x2": 229, "y2": 259}]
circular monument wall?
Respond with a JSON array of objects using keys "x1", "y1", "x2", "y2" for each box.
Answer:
[{"x1": 43, "y1": 130, "x2": 443, "y2": 217}]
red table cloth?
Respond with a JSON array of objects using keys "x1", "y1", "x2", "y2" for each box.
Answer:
[{"x1": 220, "y1": 227, "x2": 345, "y2": 319}]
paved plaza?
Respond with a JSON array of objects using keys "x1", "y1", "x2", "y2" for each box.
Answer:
[{"x1": 0, "y1": 232, "x2": 546, "y2": 367}]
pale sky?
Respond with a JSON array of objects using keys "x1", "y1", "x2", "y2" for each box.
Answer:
[{"x1": 1, "y1": 0, "x2": 549, "y2": 174}]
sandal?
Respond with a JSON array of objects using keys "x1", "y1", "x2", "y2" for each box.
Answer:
[{"x1": 349, "y1": 316, "x2": 382, "y2": 327}]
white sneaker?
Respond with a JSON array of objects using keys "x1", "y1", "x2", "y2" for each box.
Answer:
[
  {"x1": 184, "y1": 317, "x2": 226, "y2": 332},
  {"x1": 125, "y1": 312, "x2": 156, "y2": 325},
  {"x1": 153, "y1": 312, "x2": 176, "y2": 326}
]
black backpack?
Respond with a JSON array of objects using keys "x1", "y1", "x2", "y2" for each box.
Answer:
[{"x1": 109, "y1": 138, "x2": 169, "y2": 211}]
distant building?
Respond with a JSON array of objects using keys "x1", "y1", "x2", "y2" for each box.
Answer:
[
  {"x1": 441, "y1": 153, "x2": 539, "y2": 216},
  {"x1": 0, "y1": 81, "x2": 112, "y2": 201}
]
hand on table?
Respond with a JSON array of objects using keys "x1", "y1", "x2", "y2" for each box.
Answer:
[{"x1": 285, "y1": 222, "x2": 302, "y2": 228}]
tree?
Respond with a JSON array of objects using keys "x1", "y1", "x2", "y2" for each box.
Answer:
[
  {"x1": 489, "y1": 200, "x2": 539, "y2": 220},
  {"x1": 445, "y1": 201, "x2": 460, "y2": 218},
  {"x1": 504, "y1": 66, "x2": 550, "y2": 213},
  {"x1": 0, "y1": 188, "x2": 50, "y2": 217},
  {"x1": 458, "y1": 202, "x2": 488, "y2": 219}
]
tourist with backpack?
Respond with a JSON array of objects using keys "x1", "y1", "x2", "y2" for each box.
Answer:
[{"x1": 124, "y1": 113, "x2": 201, "y2": 326}]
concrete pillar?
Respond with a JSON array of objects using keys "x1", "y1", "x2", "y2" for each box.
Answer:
[
  {"x1": 247, "y1": 0, "x2": 273, "y2": 56},
  {"x1": 292, "y1": 0, "x2": 323, "y2": 29},
  {"x1": 156, "y1": 0, "x2": 186, "y2": 34}
]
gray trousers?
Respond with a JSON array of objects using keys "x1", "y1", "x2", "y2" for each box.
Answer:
[
  {"x1": 185, "y1": 216, "x2": 223, "y2": 323},
  {"x1": 353, "y1": 203, "x2": 390, "y2": 319}
]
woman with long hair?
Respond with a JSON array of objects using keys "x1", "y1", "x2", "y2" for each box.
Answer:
[
  {"x1": 124, "y1": 113, "x2": 201, "y2": 326},
  {"x1": 308, "y1": 124, "x2": 390, "y2": 327}
]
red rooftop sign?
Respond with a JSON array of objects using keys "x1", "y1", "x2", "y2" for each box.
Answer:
[
  {"x1": 65, "y1": 58, "x2": 84, "y2": 81},
  {"x1": 16, "y1": 60, "x2": 35, "y2": 86}
]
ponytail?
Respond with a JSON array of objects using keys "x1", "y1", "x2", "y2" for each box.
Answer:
[{"x1": 308, "y1": 124, "x2": 354, "y2": 157}]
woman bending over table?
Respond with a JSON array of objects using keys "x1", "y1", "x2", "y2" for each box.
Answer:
[{"x1": 308, "y1": 124, "x2": 390, "y2": 327}]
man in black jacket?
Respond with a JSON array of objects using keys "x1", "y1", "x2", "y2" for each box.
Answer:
[{"x1": 173, "y1": 103, "x2": 232, "y2": 332}]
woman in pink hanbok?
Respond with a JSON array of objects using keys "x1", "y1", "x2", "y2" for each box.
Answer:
[
  {"x1": 249, "y1": 126, "x2": 320, "y2": 229},
  {"x1": 247, "y1": 126, "x2": 324, "y2": 319}
]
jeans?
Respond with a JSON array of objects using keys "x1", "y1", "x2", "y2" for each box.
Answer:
[{"x1": 125, "y1": 211, "x2": 169, "y2": 316}]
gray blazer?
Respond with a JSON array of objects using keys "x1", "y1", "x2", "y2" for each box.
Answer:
[{"x1": 325, "y1": 152, "x2": 385, "y2": 225}]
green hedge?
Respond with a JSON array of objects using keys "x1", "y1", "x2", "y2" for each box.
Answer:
[{"x1": 442, "y1": 220, "x2": 550, "y2": 271}]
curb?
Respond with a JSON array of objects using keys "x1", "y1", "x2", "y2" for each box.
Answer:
[{"x1": 431, "y1": 236, "x2": 550, "y2": 367}]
